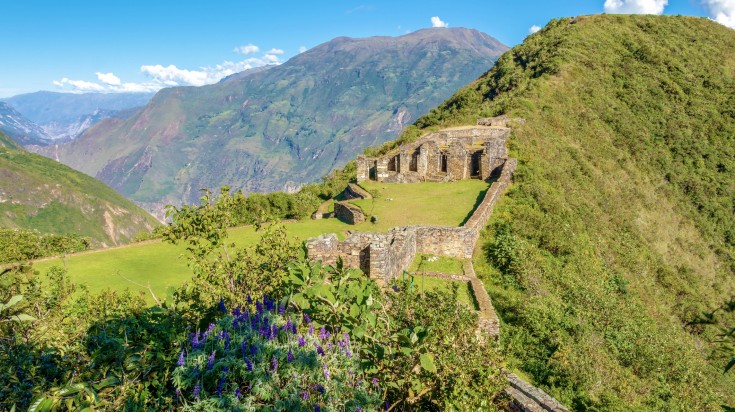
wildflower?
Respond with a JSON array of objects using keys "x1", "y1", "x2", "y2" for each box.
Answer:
[
  {"x1": 314, "y1": 384, "x2": 325, "y2": 394},
  {"x1": 287, "y1": 349, "x2": 294, "y2": 363},
  {"x1": 233, "y1": 306, "x2": 242, "y2": 317},
  {"x1": 322, "y1": 364, "x2": 330, "y2": 379},
  {"x1": 309, "y1": 323, "x2": 314, "y2": 336},
  {"x1": 223, "y1": 330, "x2": 231, "y2": 350},
  {"x1": 279, "y1": 304, "x2": 285, "y2": 315},
  {"x1": 218, "y1": 298, "x2": 227, "y2": 312},
  {"x1": 208, "y1": 351, "x2": 216, "y2": 369},
  {"x1": 356, "y1": 408, "x2": 362, "y2": 412},
  {"x1": 302, "y1": 390, "x2": 309, "y2": 400},
  {"x1": 298, "y1": 335, "x2": 306, "y2": 347},
  {"x1": 285, "y1": 318, "x2": 293, "y2": 334},
  {"x1": 318, "y1": 326, "x2": 330, "y2": 341},
  {"x1": 316, "y1": 345, "x2": 325, "y2": 356},
  {"x1": 245, "y1": 357, "x2": 253, "y2": 371},
  {"x1": 315, "y1": 406, "x2": 321, "y2": 412},
  {"x1": 193, "y1": 382, "x2": 201, "y2": 400},
  {"x1": 271, "y1": 355, "x2": 278, "y2": 372},
  {"x1": 216, "y1": 376, "x2": 225, "y2": 396},
  {"x1": 241, "y1": 339, "x2": 248, "y2": 357},
  {"x1": 303, "y1": 313, "x2": 311, "y2": 324},
  {"x1": 247, "y1": 295, "x2": 253, "y2": 304},
  {"x1": 372, "y1": 377, "x2": 379, "y2": 386},
  {"x1": 177, "y1": 351, "x2": 185, "y2": 366},
  {"x1": 235, "y1": 387, "x2": 242, "y2": 400},
  {"x1": 251, "y1": 344, "x2": 258, "y2": 356}
]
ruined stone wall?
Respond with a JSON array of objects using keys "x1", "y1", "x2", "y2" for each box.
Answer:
[
  {"x1": 414, "y1": 226, "x2": 475, "y2": 259},
  {"x1": 334, "y1": 202, "x2": 366, "y2": 224},
  {"x1": 369, "y1": 227, "x2": 417, "y2": 283}
]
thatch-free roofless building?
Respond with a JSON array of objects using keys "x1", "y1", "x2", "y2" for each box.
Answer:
[{"x1": 356, "y1": 118, "x2": 516, "y2": 184}]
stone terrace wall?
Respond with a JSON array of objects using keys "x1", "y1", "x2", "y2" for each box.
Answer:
[
  {"x1": 307, "y1": 157, "x2": 517, "y2": 283},
  {"x1": 334, "y1": 201, "x2": 365, "y2": 224}
]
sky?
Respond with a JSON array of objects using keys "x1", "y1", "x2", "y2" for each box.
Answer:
[{"x1": 1, "y1": 0, "x2": 732, "y2": 98}]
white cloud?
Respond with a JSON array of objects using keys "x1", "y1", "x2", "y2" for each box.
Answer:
[
  {"x1": 298, "y1": 46, "x2": 307, "y2": 53},
  {"x1": 234, "y1": 43, "x2": 260, "y2": 54},
  {"x1": 702, "y1": 0, "x2": 735, "y2": 28},
  {"x1": 95, "y1": 72, "x2": 121, "y2": 86},
  {"x1": 53, "y1": 47, "x2": 284, "y2": 94},
  {"x1": 603, "y1": 0, "x2": 668, "y2": 14},
  {"x1": 430, "y1": 16, "x2": 448, "y2": 28},
  {"x1": 529, "y1": 25, "x2": 542, "y2": 34},
  {"x1": 52, "y1": 78, "x2": 106, "y2": 92}
]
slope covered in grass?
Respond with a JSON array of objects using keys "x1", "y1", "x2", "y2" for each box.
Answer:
[
  {"x1": 403, "y1": 15, "x2": 735, "y2": 410},
  {"x1": 0, "y1": 131, "x2": 159, "y2": 246}
]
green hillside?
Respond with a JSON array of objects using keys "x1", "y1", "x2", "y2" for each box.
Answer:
[
  {"x1": 0, "y1": 131, "x2": 159, "y2": 246},
  {"x1": 400, "y1": 15, "x2": 735, "y2": 410},
  {"x1": 39, "y1": 28, "x2": 507, "y2": 212}
]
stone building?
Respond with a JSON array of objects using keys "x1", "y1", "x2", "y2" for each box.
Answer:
[{"x1": 355, "y1": 123, "x2": 510, "y2": 184}]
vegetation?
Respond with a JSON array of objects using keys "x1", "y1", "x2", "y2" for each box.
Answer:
[
  {"x1": 404, "y1": 14, "x2": 735, "y2": 410},
  {"x1": 0, "y1": 131, "x2": 159, "y2": 246},
  {"x1": 0, "y1": 187, "x2": 506, "y2": 411},
  {"x1": 0, "y1": 228, "x2": 89, "y2": 263}
]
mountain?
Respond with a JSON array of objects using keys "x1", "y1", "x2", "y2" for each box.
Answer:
[
  {"x1": 37, "y1": 28, "x2": 508, "y2": 211},
  {"x1": 401, "y1": 15, "x2": 735, "y2": 410},
  {"x1": 0, "y1": 102, "x2": 51, "y2": 145},
  {"x1": 2, "y1": 91, "x2": 154, "y2": 141},
  {"x1": 0, "y1": 130, "x2": 159, "y2": 246}
]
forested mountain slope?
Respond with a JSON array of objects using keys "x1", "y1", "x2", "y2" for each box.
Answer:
[
  {"x1": 401, "y1": 14, "x2": 735, "y2": 410},
  {"x1": 39, "y1": 28, "x2": 508, "y2": 212},
  {"x1": 0, "y1": 131, "x2": 159, "y2": 246}
]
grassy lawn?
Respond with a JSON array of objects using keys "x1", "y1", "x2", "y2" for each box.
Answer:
[
  {"x1": 408, "y1": 254, "x2": 465, "y2": 275},
  {"x1": 32, "y1": 218, "x2": 355, "y2": 301},
  {"x1": 397, "y1": 273, "x2": 478, "y2": 310},
  {"x1": 349, "y1": 180, "x2": 489, "y2": 232},
  {"x1": 31, "y1": 180, "x2": 489, "y2": 303}
]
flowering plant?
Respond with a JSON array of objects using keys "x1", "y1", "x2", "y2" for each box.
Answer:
[{"x1": 172, "y1": 297, "x2": 381, "y2": 411}]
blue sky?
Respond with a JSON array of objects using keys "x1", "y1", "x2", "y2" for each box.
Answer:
[{"x1": 1, "y1": 0, "x2": 731, "y2": 98}]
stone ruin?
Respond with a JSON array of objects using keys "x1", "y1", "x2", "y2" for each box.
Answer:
[{"x1": 356, "y1": 120, "x2": 511, "y2": 184}]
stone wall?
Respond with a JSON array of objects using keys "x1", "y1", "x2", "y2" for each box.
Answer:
[
  {"x1": 333, "y1": 201, "x2": 366, "y2": 224},
  {"x1": 343, "y1": 183, "x2": 371, "y2": 200},
  {"x1": 505, "y1": 373, "x2": 570, "y2": 412}
]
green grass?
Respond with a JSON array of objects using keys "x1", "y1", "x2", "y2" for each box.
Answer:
[
  {"x1": 403, "y1": 14, "x2": 735, "y2": 410},
  {"x1": 349, "y1": 180, "x2": 489, "y2": 232},
  {"x1": 408, "y1": 254, "x2": 465, "y2": 275},
  {"x1": 399, "y1": 274, "x2": 477, "y2": 310}
]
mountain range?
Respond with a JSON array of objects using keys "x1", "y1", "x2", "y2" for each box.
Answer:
[
  {"x1": 34, "y1": 28, "x2": 508, "y2": 213},
  {"x1": 1, "y1": 91, "x2": 153, "y2": 142}
]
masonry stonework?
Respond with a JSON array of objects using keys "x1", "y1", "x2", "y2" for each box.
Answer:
[{"x1": 333, "y1": 201, "x2": 366, "y2": 224}]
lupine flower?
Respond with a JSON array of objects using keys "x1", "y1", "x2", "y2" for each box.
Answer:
[
  {"x1": 219, "y1": 298, "x2": 227, "y2": 312},
  {"x1": 287, "y1": 349, "x2": 294, "y2": 363},
  {"x1": 208, "y1": 351, "x2": 216, "y2": 369},
  {"x1": 315, "y1": 406, "x2": 321, "y2": 412},
  {"x1": 247, "y1": 295, "x2": 253, "y2": 304},
  {"x1": 304, "y1": 313, "x2": 311, "y2": 324},
  {"x1": 323, "y1": 364, "x2": 330, "y2": 379},
  {"x1": 356, "y1": 407, "x2": 362, "y2": 412},
  {"x1": 285, "y1": 318, "x2": 293, "y2": 334},
  {"x1": 298, "y1": 335, "x2": 306, "y2": 347},
  {"x1": 245, "y1": 357, "x2": 253, "y2": 371},
  {"x1": 241, "y1": 340, "x2": 248, "y2": 357},
  {"x1": 309, "y1": 323, "x2": 314, "y2": 336},
  {"x1": 318, "y1": 326, "x2": 330, "y2": 341},
  {"x1": 193, "y1": 382, "x2": 201, "y2": 399},
  {"x1": 177, "y1": 351, "x2": 185, "y2": 366},
  {"x1": 279, "y1": 304, "x2": 285, "y2": 315},
  {"x1": 216, "y1": 376, "x2": 225, "y2": 396},
  {"x1": 314, "y1": 384, "x2": 325, "y2": 394},
  {"x1": 302, "y1": 390, "x2": 309, "y2": 400},
  {"x1": 223, "y1": 330, "x2": 231, "y2": 350},
  {"x1": 316, "y1": 345, "x2": 325, "y2": 356},
  {"x1": 251, "y1": 344, "x2": 258, "y2": 356},
  {"x1": 372, "y1": 377, "x2": 379, "y2": 386},
  {"x1": 272, "y1": 355, "x2": 278, "y2": 372},
  {"x1": 235, "y1": 387, "x2": 242, "y2": 400}
]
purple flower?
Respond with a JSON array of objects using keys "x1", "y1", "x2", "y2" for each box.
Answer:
[
  {"x1": 303, "y1": 313, "x2": 311, "y2": 324},
  {"x1": 218, "y1": 298, "x2": 227, "y2": 312},
  {"x1": 287, "y1": 349, "x2": 294, "y2": 363},
  {"x1": 245, "y1": 357, "x2": 253, "y2": 371},
  {"x1": 177, "y1": 351, "x2": 185, "y2": 366},
  {"x1": 318, "y1": 326, "x2": 330, "y2": 341},
  {"x1": 314, "y1": 384, "x2": 325, "y2": 394},
  {"x1": 356, "y1": 407, "x2": 362, "y2": 412},
  {"x1": 309, "y1": 323, "x2": 314, "y2": 336},
  {"x1": 247, "y1": 295, "x2": 253, "y2": 304},
  {"x1": 279, "y1": 304, "x2": 285, "y2": 315},
  {"x1": 193, "y1": 382, "x2": 201, "y2": 400},
  {"x1": 315, "y1": 406, "x2": 321, "y2": 412},
  {"x1": 298, "y1": 335, "x2": 306, "y2": 347},
  {"x1": 223, "y1": 330, "x2": 231, "y2": 350},
  {"x1": 302, "y1": 390, "x2": 309, "y2": 400},
  {"x1": 208, "y1": 351, "x2": 216, "y2": 369},
  {"x1": 251, "y1": 344, "x2": 258, "y2": 357},
  {"x1": 372, "y1": 377, "x2": 379, "y2": 386},
  {"x1": 216, "y1": 376, "x2": 225, "y2": 396},
  {"x1": 271, "y1": 355, "x2": 278, "y2": 373},
  {"x1": 322, "y1": 364, "x2": 330, "y2": 379},
  {"x1": 316, "y1": 345, "x2": 325, "y2": 356},
  {"x1": 241, "y1": 339, "x2": 248, "y2": 357},
  {"x1": 207, "y1": 323, "x2": 215, "y2": 333},
  {"x1": 285, "y1": 318, "x2": 293, "y2": 334},
  {"x1": 235, "y1": 387, "x2": 242, "y2": 400}
]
